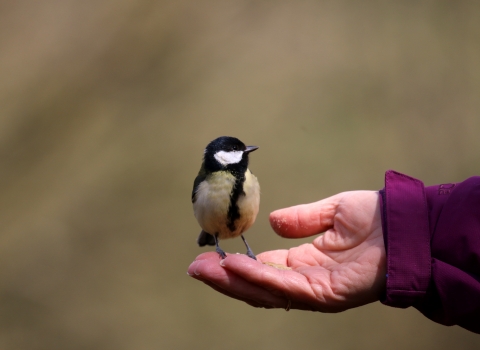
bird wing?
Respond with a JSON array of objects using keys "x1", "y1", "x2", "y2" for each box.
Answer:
[{"x1": 192, "y1": 169, "x2": 207, "y2": 203}]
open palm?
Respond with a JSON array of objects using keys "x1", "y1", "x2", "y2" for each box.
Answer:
[{"x1": 188, "y1": 191, "x2": 386, "y2": 312}]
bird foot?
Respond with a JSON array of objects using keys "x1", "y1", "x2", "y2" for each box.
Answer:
[
  {"x1": 216, "y1": 247, "x2": 227, "y2": 259},
  {"x1": 246, "y1": 250, "x2": 257, "y2": 260}
]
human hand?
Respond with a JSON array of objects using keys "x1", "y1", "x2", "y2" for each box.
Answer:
[{"x1": 188, "y1": 191, "x2": 386, "y2": 312}]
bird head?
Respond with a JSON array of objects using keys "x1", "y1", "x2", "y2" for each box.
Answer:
[{"x1": 203, "y1": 136, "x2": 258, "y2": 172}]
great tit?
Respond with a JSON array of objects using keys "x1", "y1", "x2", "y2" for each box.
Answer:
[{"x1": 192, "y1": 136, "x2": 260, "y2": 260}]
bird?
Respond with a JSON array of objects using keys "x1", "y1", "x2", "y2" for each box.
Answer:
[{"x1": 192, "y1": 136, "x2": 260, "y2": 260}]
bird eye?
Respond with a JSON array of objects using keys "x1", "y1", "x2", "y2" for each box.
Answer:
[{"x1": 232, "y1": 145, "x2": 238, "y2": 151}]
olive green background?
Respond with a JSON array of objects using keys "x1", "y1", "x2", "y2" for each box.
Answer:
[{"x1": 1, "y1": 1, "x2": 479, "y2": 349}]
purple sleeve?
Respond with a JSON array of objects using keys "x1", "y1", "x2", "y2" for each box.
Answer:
[{"x1": 379, "y1": 170, "x2": 480, "y2": 334}]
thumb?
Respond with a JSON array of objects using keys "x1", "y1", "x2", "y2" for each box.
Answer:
[{"x1": 269, "y1": 194, "x2": 341, "y2": 239}]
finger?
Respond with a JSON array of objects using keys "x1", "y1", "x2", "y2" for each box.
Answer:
[
  {"x1": 220, "y1": 254, "x2": 324, "y2": 307},
  {"x1": 256, "y1": 249, "x2": 289, "y2": 265},
  {"x1": 188, "y1": 255, "x2": 289, "y2": 309},
  {"x1": 269, "y1": 194, "x2": 341, "y2": 238},
  {"x1": 187, "y1": 252, "x2": 224, "y2": 276},
  {"x1": 204, "y1": 278, "x2": 315, "y2": 311},
  {"x1": 201, "y1": 281, "x2": 272, "y2": 308},
  {"x1": 189, "y1": 251, "x2": 291, "y2": 274},
  {"x1": 190, "y1": 251, "x2": 220, "y2": 263},
  {"x1": 202, "y1": 278, "x2": 284, "y2": 309}
]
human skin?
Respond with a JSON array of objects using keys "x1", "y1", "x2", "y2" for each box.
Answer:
[{"x1": 188, "y1": 191, "x2": 386, "y2": 312}]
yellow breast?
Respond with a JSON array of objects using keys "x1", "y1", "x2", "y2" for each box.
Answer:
[{"x1": 193, "y1": 169, "x2": 260, "y2": 240}]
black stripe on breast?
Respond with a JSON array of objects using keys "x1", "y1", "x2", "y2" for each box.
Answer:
[{"x1": 226, "y1": 171, "x2": 246, "y2": 232}]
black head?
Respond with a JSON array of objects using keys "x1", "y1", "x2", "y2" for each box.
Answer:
[{"x1": 203, "y1": 136, "x2": 258, "y2": 173}]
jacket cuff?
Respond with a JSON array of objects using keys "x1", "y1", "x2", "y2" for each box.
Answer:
[{"x1": 380, "y1": 170, "x2": 431, "y2": 308}]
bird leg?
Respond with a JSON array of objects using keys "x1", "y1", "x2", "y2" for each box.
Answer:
[
  {"x1": 241, "y1": 235, "x2": 257, "y2": 260},
  {"x1": 214, "y1": 233, "x2": 227, "y2": 259}
]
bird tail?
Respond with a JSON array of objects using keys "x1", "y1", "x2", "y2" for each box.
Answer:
[{"x1": 197, "y1": 230, "x2": 216, "y2": 246}]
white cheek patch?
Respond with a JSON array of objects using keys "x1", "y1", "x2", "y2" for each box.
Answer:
[{"x1": 214, "y1": 150, "x2": 243, "y2": 165}]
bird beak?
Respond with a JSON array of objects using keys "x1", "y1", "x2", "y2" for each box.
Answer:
[{"x1": 245, "y1": 145, "x2": 259, "y2": 153}]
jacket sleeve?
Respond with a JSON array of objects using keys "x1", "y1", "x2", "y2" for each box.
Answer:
[{"x1": 379, "y1": 170, "x2": 480, "y2": 334}]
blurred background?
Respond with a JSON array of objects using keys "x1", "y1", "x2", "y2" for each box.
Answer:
[{"x1": 1, "y1": 0, "x2": 479, "y2": 349}]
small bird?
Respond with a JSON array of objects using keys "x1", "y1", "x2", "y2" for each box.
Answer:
[{"x1": 192, "y1": 136, "x2": 260, "y2": 260}]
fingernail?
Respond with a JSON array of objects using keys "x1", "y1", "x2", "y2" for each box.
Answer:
[
  {"x1": 219, "y1": 259, "x2": 226, "y2": 267},
  {"x1": 187, "y1": 261, "x2": 202, "y2": 276}
]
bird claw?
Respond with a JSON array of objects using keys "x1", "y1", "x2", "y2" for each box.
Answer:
[{"x1": 216, "y1": 247, "x2": 227, "y2": 260}]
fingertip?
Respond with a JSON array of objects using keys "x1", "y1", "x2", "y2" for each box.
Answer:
[
  {"x1": 187, "y1": 260, "x2": 203, "y2": 277},
  {"x1": 269, "y1": 200, "x2": 337, "y2": 239},
  {"x1": 188, "y1": 252, "x2": 224, "y2": 276},
  {"x1": 218, "y1": 253, "x2": 262, "y2": 271},
  {"x1": 193, "y1": 252, "x2": 219, "y2": 261},
  {"x1": 269, "y1": 209, "x2": 291, "y2": 237},
  {"x1": 312, "y1": 234, "x2": 325, "y2": 250},
  {"x1": 257, "y1": 249, "x2": 289, "y2": 261},
  {"x1": 187, "y1": 260, "x2": 196, "y2": 274},
  {"x1": 270, "y1": 205, "x2": 310, "y2": 238}
]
